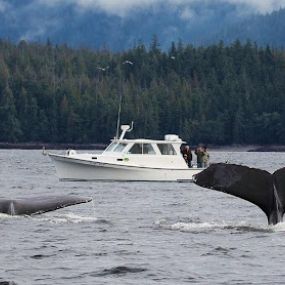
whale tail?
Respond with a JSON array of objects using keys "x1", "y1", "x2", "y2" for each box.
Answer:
[{"x1": 193, "y1": 163, "x2": 285, "y2": 225}]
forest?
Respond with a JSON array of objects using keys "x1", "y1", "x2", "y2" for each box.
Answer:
[{"x1": 0, "y1": 38, "x2": 285, "y2": 145}]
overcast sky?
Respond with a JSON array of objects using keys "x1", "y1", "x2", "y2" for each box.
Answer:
[
  {"x1": 0, "y1": 0, "x2": 284, "y2": 17},
  {"x1": 0, "y1": 0, "x2": 284, "y2": 42},
  {"x1": 35, "y1": 0, "x2": 285, "y2": 16}
]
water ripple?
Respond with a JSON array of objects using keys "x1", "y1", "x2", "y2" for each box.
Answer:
[
  {"x1": 2, "y1": 150, "x2": 285, "y2": 285},
  {"x1": 90, "y1": 266, "x2": 147, "y2": 277}
]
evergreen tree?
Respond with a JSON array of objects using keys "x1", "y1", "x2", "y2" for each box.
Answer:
[
  {"x1": 0, "y1": 39, "x2": 284, "y2": 145},
  {"x1": 0, "y1": 86, "x2": 21, "y2": 142}
]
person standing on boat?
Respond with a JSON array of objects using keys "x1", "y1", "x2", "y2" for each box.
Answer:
[
  {"x1": 195, "y1": 145, "x2": 209, "y2": 168},
  {"x1": 202, "y1": 146, "x2": 210, "y2": 167},
  {"x1": 181, "y1": 144, "x2": 192, "y2": 167},
  {"x1": 195, "y1": 145, "x2": 204, "y2": 168}
]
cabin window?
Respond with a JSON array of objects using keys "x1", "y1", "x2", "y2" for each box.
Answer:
[
  {"x1": 157, "y1": 144, "x2": 176, "y2": 155},
  {"x1": 128, "y1": 143, "x2": 156, "y2": 155},
  {"x1": 143, "y1": 144, "x2": 156, "y2": 155},
  {"x1": 129, "y1": 143, "x2": 143, "y2": 154},
  {"x1": 113, "y1": 143, "x2": 127, "y2": 152}
]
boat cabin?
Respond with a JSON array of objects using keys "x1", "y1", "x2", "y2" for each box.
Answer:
[
  {"x1": 99, "y1": 125, "x2": 190, "y2": 169},
  {"x1": 103, "y1": 135, "x2": 182, "y2": 157}
]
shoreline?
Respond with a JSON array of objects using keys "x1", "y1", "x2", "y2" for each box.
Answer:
[
  {"x1": 0, "y1": 142, "x2": 285, "y2": 152},
  {"x1": 209, "y1": 145, "x2": 285, "y2": 152},
  {"x1": 0, "y1": 142, "x2": 107, "y2": 150}
]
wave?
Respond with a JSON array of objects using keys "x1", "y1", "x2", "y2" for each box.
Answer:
[
  {"x1": 30, "y1": 253, "x2": 56, "y2": 260},
  {"x1": 91, "y1": 266, "x2": 147, "y2": 277}
]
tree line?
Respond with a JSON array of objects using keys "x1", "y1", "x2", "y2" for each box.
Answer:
[{"x1": 0, "y1": 38, "x2": 285, "y2": 145}]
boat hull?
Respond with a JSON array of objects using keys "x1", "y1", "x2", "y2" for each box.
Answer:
[{"x1": 49, "y1": 154, "x2": 203, "y2": 182}]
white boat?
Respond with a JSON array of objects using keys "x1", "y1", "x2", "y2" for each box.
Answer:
[{"x1": 48, "y1": 124, "x2": 206, "y2": 181}]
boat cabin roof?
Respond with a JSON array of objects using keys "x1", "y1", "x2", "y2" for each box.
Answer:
[
  {"x1": 112, "y1": 134, "x2": 185, "y2": 144},
  {"x1": 103, "y1": 134, "x2": 185, "y2": 156},
  {"x1": 113, "y1": 138, "x2": 185, "y2": 144}
]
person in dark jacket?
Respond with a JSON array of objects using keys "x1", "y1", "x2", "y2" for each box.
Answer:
[{"x1": 181, "y1": 144, "x2": 192, "y2": 167}]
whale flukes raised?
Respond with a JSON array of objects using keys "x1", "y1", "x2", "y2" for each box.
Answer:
[{"x1": 193, "y1": 163, "x2": 285, "y2": 225}]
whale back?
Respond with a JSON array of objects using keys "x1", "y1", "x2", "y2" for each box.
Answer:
[{"x1": 0, "y1": 195, "x2": 92, "y2": 216}]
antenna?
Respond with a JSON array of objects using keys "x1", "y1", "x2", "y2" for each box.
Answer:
[
  {"x1": 115, "y1": 60, "x2": 134, "y2": 139},
  {"x1": 115, "y1": 90, "x2": 122, "y2": 139}
]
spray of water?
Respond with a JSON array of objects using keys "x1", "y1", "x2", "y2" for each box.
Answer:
[
  {"x1": 91, "y1": 199, "x2": 96, "y2": 217},
  {"x1": 273, "y1": 183, "x2": 283, "y2": 223},
  {"x1": 8, "y1": 202, "x2": 15, "y2": 215}
]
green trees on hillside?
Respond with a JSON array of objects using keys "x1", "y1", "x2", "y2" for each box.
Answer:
[{"x1": 0, "y1": 39, "x2": 284, "y2": 145}]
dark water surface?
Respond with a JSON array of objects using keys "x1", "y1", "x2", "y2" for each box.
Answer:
[{"x1": 1, "y1": 150, "x2": 285, "y2": 284}]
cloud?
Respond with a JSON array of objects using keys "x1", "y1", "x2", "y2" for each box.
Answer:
[
  {"x1": 36, "y1": 0, "x2": 285, "y2": 16},
  {"x1": 19, "y1": 18, "x2": 61, "y2": 41},
  {"x1": 2, "y1": 0, "x2": 285, "y2": 17},
  {"x1": 0, "y1": 0, "x2": 10, "y2": 13},
  {"x1": 180, "y1": 7, "x2": 195, "y2": 20},
  {"x1": 2, "y1": 0, "x2": 285, "y2": 43},
  {"x1": 38, "y1": 0, "x2": 157, "y2": 17},
  {"x1": 226, "y1": 0, "x2": 285, "y2": 14}
]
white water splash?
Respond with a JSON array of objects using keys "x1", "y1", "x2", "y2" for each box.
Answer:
[
  {"x1": 273, "y1": 183, "x2": 283, "y2": 223},
  {"x1": 0, "y1": 213, "x2": 21, "y2": 220},
  {"x1": 34, "y1": 213, "x2": 99, "y2": 224},
  {"x1": 156, "y1": 220, "x2": 270, "y2": 233},
  {"x1": 269, "y1": 222, "x2": 285, "y2": 232},
  {"x1": 169, "y1": 221, "x2": 227, "y2": 231},
  {"x1": 0, "y1": 212, "x2": 100, "y2": 224}
]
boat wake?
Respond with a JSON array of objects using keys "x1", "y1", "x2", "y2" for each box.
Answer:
[{"x1": 155, "y1": 219, "x2": 285, "y2": 233}]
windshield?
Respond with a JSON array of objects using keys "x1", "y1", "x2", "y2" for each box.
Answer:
[
  {"x1": 104, "y1": 142, "x2": 117, "y2": 152},
  {"x1": 128, "y1": 143, "x2": 156, "y2": 155},
  {"x1": 113, "y1": 143, "x2": 127, "y2": 153},
  {"x1": 104, "y1": 142, "x2": 127, "y2": 153}
]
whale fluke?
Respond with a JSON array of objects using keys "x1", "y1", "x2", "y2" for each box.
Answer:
[
  {"x1": 0, "y1": 195, "x2": 92, "y2": 216},
  {"x1": 193, "y1": 163, "x2": 285, "y2": 225}
]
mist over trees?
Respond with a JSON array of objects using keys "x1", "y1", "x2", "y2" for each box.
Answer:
[
  {"x1": 2, "y1": 1, "x2": 285, "y2": 50},
  {"x1": 0, "y1": 39, "x2": 285, "y2": 145}
]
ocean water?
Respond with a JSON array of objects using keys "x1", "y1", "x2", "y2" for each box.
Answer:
[{"x1": 1, "y1": 149, "x2": 285, "y2": 285}]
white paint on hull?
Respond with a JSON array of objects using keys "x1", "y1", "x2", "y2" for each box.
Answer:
[{"x1": 50, "y1": 154, "x2": 203, "y2": 182}]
